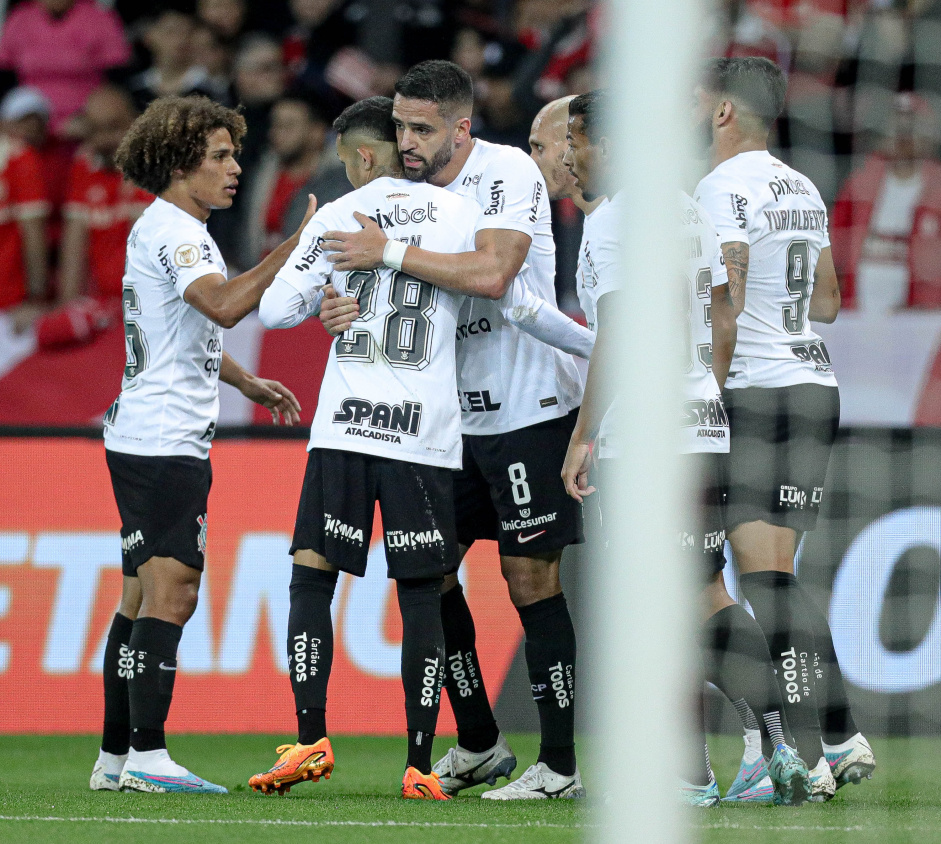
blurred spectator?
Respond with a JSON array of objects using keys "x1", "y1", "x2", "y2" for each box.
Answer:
[
  {"x1": 197, "y1": 0, "x2": 249, "y2": 46},
  {"x1": 0, "y1": 86, "x2": 73, "y2": 244},
  {"x1": 832, "y1": 94, "x2": 941, "y2": 310},
  {"x1": 58, "y1": 85, "x2": 151, "y2": 306},
  {"x1": 33, "y1": 85, "x2": 151, "y2": 348},
  {"x1": 0, "y1": 113, "x2": 49, "y2": 330},
  {"x1": 0, "y1": 0, "x2": 130, "y2": 137},
  {"x1": 191, "y1": 22, "x2": 235, "y2": 103},
  {"x1": 127, "y1": 8, "x2": 220, "y2": 112},
  {"x1": 231, "y1": 34, "x2": 289, "y2": 171},
  {"x1": 239, "y1": 94, "x2": 347, "y2": 267}
]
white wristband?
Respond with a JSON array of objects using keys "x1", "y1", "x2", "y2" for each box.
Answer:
[{"x1": 383, "y1": 238, "x2": 408, "y2": 272}]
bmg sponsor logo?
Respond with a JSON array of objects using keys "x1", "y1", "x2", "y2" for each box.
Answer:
[
  {"x1": 730, "y1": 193, "x2": 748, "y2": 229},
  {"x1": 484, "y1": 179, "x2": 505, "y2": 216}
]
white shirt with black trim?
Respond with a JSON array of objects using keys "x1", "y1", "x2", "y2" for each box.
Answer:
[
  {"x1": 695, "y1": 150, "x2": 837, "y2": 390},
  {"x1": 446, "y1": 138, "x2": 583, "y2": 435},
  {"x1": 260, "y1": 177, "x2": 474, "y2": 470},
  {"x1": 104, "y1": 197, "x2": 226, "y2": 459}
]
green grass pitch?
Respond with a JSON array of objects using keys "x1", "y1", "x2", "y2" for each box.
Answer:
[{"x1": 0, "y1": 734, "x2": 938, "y2": 843}]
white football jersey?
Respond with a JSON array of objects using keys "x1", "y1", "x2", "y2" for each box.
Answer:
[
  {"x1": 695, "y1": 150, "x2": 836, "y2": 389},
  {"x1": 446, "y1": 138, "x2": 583, "y2": 435},
  {"x1": 575, "y1": 194, "x2": 618, "y2": 333},
  {"x1": 104, "y1": 197, "x2": 226, "y2": 459},
  {"x1": 266, "y1": 177, "x2": 474, "y2": 469},
  {"x1": 679, "y1": 192, "x2": 729, "y2": 455}
]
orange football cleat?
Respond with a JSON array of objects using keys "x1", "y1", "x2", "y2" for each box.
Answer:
[
  {"x1": 249, "y1": 738, "x2": 335, "y2": 795},
  {"x1": 402, "y1": 766, "x2": 451, "y2": 800}
]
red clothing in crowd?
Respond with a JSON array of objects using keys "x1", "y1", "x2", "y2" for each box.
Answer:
[
  {"x1": 263, "y1": 170, "x2": 308, "y2": 255},
  {"x1": 63, "y1": 150, "x2": 152, "y2": 299},
  {"x1": 831, "y1": 155, "x2": 941, "y2": 308},
  {"x1": 0, "y1": 135, "x2": 48, "y2": 310}
]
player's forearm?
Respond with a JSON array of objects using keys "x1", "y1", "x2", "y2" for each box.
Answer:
[
  {"x1": 219, "y1": 351, "x2": 249, "y2": 389},
  {"x1": 721, "y1": 241, "x2": 749, "y2": 317},
  {"x1": 809, "y1": 247, "x2": 840, "y2": 323},
  {"x1": 20, "y1": 217, "x2": 49, "y2": 300},
  {"x1": 201, "y1": 231, "x2": 305, "y2": 328},
  {"x1": 402, "y1": 245, "x2": 515, "y2": 299},
  {"x1": 710, "y1": 284, "x2": 737, "y2": 389},
  {"x1": 571, "y1": 318, "x2": 613, "y2": 444},
  {"x1": 500, "y1": 283, "x2": 595, "y2": 358},
  {"x1": 57, "y1": 217, "x2": 89, "y2": 303}
]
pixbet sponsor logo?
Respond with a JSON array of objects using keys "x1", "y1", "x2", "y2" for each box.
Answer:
[
  {"x1": 385, "y1": 529, "x2": 444, "y2": 550},
  {"x1": 324, "y1": 512, "x2": 365, "y2": 546},
  {"x1": 768, "y1": 175, "x2": 811, "y2": 202},
  {"x1": 367, "y1": 202, "x2": 438, "y2": 229},
  {"x1": 333, "y1": 398, "x2": 422, "y2": 438}
]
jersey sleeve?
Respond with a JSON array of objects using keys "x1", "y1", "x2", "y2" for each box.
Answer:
[
  {"x1": 474, "y1": 152, "x2": 544, "y2": 240},
  {"x1": 268, "y1": 206, "x2": 337, "y2": 313},
  {"x1": 695, "y1": 172, "x2": 753, "y2": 245},
  {"x1": 153, "y1": 225, "x2": 227, "y2": 298},
  {"x1": 591, "y1": 209, "x2": 623, "y2": 301},
  {"x1": 709, "y1": 230, "x2": 728, "y2": 287}
]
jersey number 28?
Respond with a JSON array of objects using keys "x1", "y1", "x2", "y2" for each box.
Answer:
[{"x1": 337, "y1": 269, "x2": 437, "y2": 370}]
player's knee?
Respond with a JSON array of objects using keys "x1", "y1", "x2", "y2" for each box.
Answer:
[{"x1": 502, "y1": 565, "x2": 560, "y2": 607}]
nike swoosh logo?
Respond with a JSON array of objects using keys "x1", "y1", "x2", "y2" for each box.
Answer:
[
  {"x1": 518, "y1": 530, "x2": 547, "y2": 543},
  {"x1": 158, "y1": 662, "x2": 176, "y2": 671}
]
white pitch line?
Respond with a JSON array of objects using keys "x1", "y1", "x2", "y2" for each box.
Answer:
[
  {"x1": 0, "y1": 815, "x2": 589, "y2": 830},
  {"x1": 702, "y1": 823, "x2": 913, "y2": 832}
]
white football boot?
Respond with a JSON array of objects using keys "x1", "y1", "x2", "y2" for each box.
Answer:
[
  {"x1": 90, "y1": 750, "x2": 126, "y2": 791},
  {"x1": 824, "y1": 733, "x2": 876, "y2": 789},
  {"x1": 119, "y1": 748, "x2": 227, "y2": 793},
  {"x1": 432, "y1": 733, "x2": 517, "y2": 795},
  {"x1": 808, "y1": 755, "x2": 837, "y2": 802},
  {"x1": 481, "y1": 762, "x2": 585, "y2": 800}
]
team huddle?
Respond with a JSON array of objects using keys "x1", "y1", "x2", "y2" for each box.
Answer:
[{"x1": 90, "y1": 56, "x2": 876, "y2": 806}]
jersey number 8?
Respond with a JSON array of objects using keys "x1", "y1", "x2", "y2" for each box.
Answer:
[{"x1": 337, "y1": 268, "x2": 437, "y2": 370}]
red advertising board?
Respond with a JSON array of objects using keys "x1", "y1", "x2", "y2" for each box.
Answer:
[{"x1": 0, "y1": 438, "x2": 522, "y2": 734}]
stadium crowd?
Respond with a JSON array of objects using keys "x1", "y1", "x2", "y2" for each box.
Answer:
[{"x1": 0, "y1": 0, "x2": 939, "y2": 351}]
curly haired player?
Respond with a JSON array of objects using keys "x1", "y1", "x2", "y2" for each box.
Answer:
[{"x1": 91, "y1": 96, "x2": 312, "y2": 794}]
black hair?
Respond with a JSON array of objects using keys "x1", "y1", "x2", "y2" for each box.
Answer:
[
  {"x1": 703, "y1": 57, "x2": 787, "y2": 128},
  {"x1": 332, "y1": 96, "x2": 396, "y2": 142},
  {"x1": 276, "y1": 90, "x2": 328, "y2": 126},
  {"x1": 393, "y1": 60, "x2": 473, "y2": 118},
  {"x1": 568, "y1": 89, "x2": 607, "y2": 144}
]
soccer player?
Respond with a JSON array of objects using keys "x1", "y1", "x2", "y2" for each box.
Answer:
[
  {"x1": 91, "y1": 95, "x2": 308, "y2": 794},
  {"x1": 561, "y1": 90, "x2": 810, "y2": 806},
  {"x1": 694, "y1": 56, "x2": 875, "y2": 801},
  {"x1": 249, "y1": 96, "x2": 481, "y2": 801},
  {"x1": 319, "y1": 62, "x2": 587, "y2": 800}
]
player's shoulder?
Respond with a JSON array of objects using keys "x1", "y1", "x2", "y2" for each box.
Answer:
[
  {"x1": 474, "y1": 138, "x2": 540, "y2": 178},
  {"x1": 680, "y1": 191, "x2": 717, "y2": 233}
]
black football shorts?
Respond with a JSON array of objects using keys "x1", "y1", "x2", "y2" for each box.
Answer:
[
  {"x1": 454, "y1": 408, "x2": 584, "y2": 557},
  {"x1": 291, "y1": 447, "x2": 459, "y2": 579},
  {"x1": 723, "y1": 383, "x2": 840, "y2": 533},
  {"x1": 106, "y1": 449, "x2": 212, "y2": 576}
]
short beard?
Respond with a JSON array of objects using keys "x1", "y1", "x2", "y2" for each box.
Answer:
[{"x1": 402, "y1": 141, "x2": 453, "y2": 183}]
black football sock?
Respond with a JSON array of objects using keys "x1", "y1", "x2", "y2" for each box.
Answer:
[
  {"x1": 101, "y1": 612, "x2": 134, "y2": 756},
  {"x1": 440, "y1": 583, "x2": 499, "y2": 753},
  {"x1": 797, "y1": 580, "x2": 858, "y2": 745},
  {"x1": 127, "y1": 617, "x2": 183, "y2": 753},
  {"x1": 702, "y1": 603, "x2": 793, "y2": 758},
  {"x1": 398, "y1": 577, "x2": 445, "y2": 774},
  {"x1": 517, "y1": 593, "x2": 577, "y2": 777},
  {"x1": 287, "y1": 564, "x2": 337, "y2": 745},
  {"x1": 739, "y1": 571, "x2": 823, "y2": 765}
]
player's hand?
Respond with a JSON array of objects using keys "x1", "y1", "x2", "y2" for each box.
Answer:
[
  {"x1": 562, "y1": 440, "x2": 595, "y2": 503},
  {"x1": 322, "y1": 211, "x2": 386, "y2": 272},
  {"x1": 239, "y1": 375, "x2": 302, "y2": 426},
  {"x1": 296, "y1": 193, "x2": 318, "y2": 234},
  {"x1": 319, "y1": 284, "x2": 359, "y2": 335}
]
